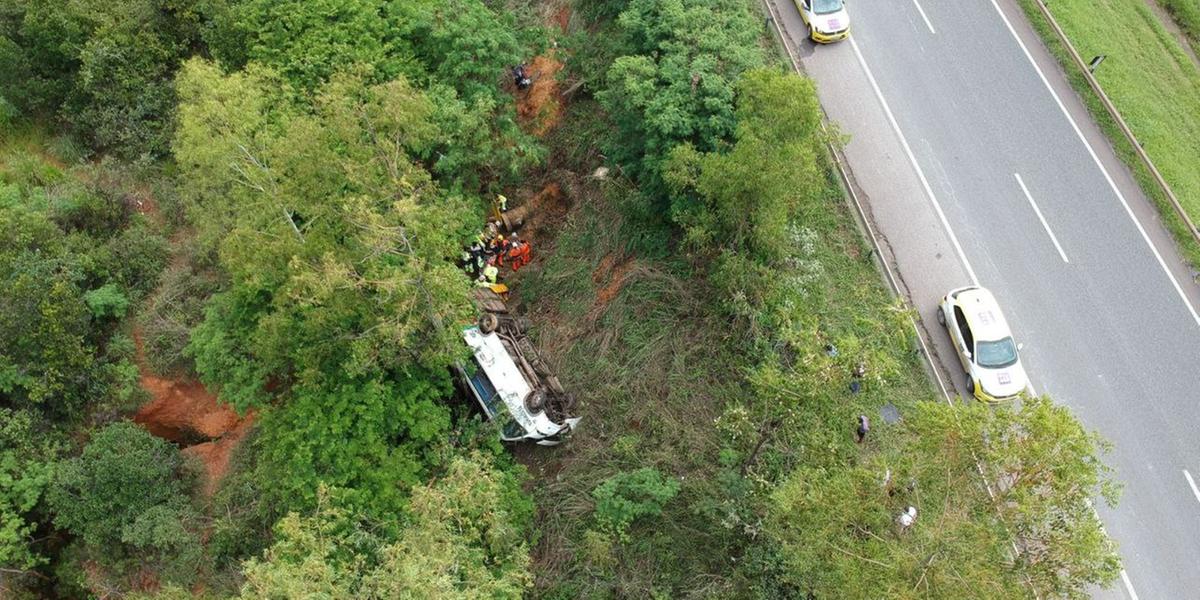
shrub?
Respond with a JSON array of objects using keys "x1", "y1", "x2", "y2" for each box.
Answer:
[
  {"x1": 84, "y1": 283, "x2": 129, "y2": 319},
  {"x1": 592, "y1": 467, "x2": 680, "y2": 541}
]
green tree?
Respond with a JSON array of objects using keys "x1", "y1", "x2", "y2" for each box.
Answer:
[
  {"x1": 766, "y1": 398, "x2": 1120, "y2": 599},
  {"x1": 238, "y1": 454, "x2": 533, "y2": 599},
  {"x1": 46, "y1": 421, "x2": 194, "y2": 550},
  {"x1": 391, "y1": 0, "x2": 544, "y2": 188},
  {"x1": 364, "y1": 453, "x2": 534, "y2": 599},
  {"x1": 0, "y1": 0, "x2": 197, "y2": 155},
  {"x1": 46, "y1": 421, "x2": 205, "y2": 588},
  {"x1": 256, "y1": 376, "x2": 451, "y2": 519},
  {"x1": 598, "y1": 0, "x2": 765, "y2": 195},
  {"x1": 174, "y1": 60, "x2": 475, "y2": 410},
  {"x1": 0, "y1": 408, "x2": 58, "y2": 572},
  {"x1": 664, "y1": 68, "x2": 825, "y2": 262},
  {"x1": 0, "y1": 166, "x2": 165, "y2": 420},
  {"x1": 220, "y1": 0, "x2": 402, "y2": 92}
]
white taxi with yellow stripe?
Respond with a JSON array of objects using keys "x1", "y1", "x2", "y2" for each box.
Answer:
[
  {"x1": 794, "y1": 0, "x2": 850, "y2": 43},
  {"x1": 937, "y1": 286, "x2": 1030, "y2": 402}
]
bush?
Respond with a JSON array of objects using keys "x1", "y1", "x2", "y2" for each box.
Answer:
[
  {"x1": 47, "y1": 421, "x2": 195, "y2": 550},
  {"x1": 83, "y1": 283, "x2": 129, "y2": 319},
  {"x1": 592, "y1": 467, "x2": 680, "y2": 541},
  {"x1": 0, "y1": 94, "x2": 17, "y2": 126}
]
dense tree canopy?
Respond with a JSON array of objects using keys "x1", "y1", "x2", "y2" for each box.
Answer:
[
  {"x1": 0, "y1": 0, "x2": 198, "y2": 155},
  {"x1": 0, "y1": 408, "x2": 57, "y2": 571},
  {"x1": 0, "y1": 163, "x2": 165, "y2": 420},
  {"x1": 174, "y1": 59, "x2": 476, "y2": 410},
  {"x1": 238, "y1": 454, "x2": 533, "y2": 599},
  {"x1": 768, "y1": 398, "x2": 1120, "y2": 599},
  {"x1": 47, "y1": 421, "x2": 206, "y2": 588},
  {"x1": 599, "y1": 0, "x2": 766, "y2": 194}
]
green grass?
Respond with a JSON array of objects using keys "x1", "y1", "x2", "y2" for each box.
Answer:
[
  {"x1": 1160, "y1": 0, "x2": 1200, "y2": 53},
  {"x1": 518, "y1": 94, "x2": 938, "y2": 597},
  {"x1": 1017, "y1": 0, "x2": 1200, "y2": 269}
]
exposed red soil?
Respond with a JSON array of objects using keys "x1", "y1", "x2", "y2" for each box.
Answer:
[
  {"x1": 517, "y1": 54, "x2": 565, "y2": 137},
  {"x1": 133, "y1": 361, "x2": 238, "y2": 441},
  {"x1": 124, "y1": 179, "x2": 252, "y2": 496},
  {"x1": 588, "y1": 253, "x2": 634, "y2": 317},
  {"x1": 554, "y1": 4, "x2": 571, "y2": 32},
  {"x1": 183, "y1": 415, "x2": 256, "y2": 497},
  {"x1": 131, "y1": 331, "x2": 251, "y2": 497}
]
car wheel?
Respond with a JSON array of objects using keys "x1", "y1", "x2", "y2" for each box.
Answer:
[
  {"x1": 936, "y1": 306, "x2": 946, "y2": 326},
  {"x1": 478, "y1": 313, "x2": 499, "y2": 334},
  {"x1": 966, "y1": 376, "x2": 976, "y2": 397}
]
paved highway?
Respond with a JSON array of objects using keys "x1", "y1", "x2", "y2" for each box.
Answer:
[{"x1": 767, "y1": 0, "x2": 1200, "y2": 597}]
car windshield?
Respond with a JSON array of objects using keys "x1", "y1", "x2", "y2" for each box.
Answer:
[
  {"x1": 976, "y1": 337, "x2": 1019, "y2": 368},
  {"x1": 813, "y1": 0, "x2": 844, "y2": 14}
]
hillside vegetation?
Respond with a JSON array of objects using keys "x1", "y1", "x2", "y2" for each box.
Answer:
[{"x1": 2, "y1": 0, "x2": 1119, "y2": 598}]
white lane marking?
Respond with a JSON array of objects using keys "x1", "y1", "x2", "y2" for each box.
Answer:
[
  {"x1": 911, "y1": 0, "x2": 937, "y2": 34},
  {"x1": 988, "y1": 0, "x2": 1200, "y2": 329},
  {"x1": 1015, "y1": 173, "x2": 1070, "y2": 263},
  {"x1": 1087, "y1": 500, "x2": 1140, "y2": 600},
  {"x1": 848, "y1": 37, "x2": 978, "y2": 285},
  {"x1": 1121, "y1": 569, "x2": 1141, "y2": 600},
  {"x1": 1184, "y1": 469, "x2": 1200, "y2": 505}
]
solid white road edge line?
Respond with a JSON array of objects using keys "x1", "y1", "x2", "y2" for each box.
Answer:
[
  {"x1": 1121, "y1": 570, "x2": 1141, "y2": 600},
  {"x1": 988, "y1": 0, "x2": 1200, "y2": 329},
  {"x1": 910, "y1": 0, "x2": 937, "y2": 34},
  {"x1": 1184, "y1": 469, "x2": 1200, "y2": 505},
  {"x1": 848, "y1": 37, "x2": 978, "y2": 285},
  {"x1": 1087, "y1": 500, "x2": 1140, "y2": 600},
  {"x1": 1015, "y1": 173, "x2": 1070, "y2": 263}
]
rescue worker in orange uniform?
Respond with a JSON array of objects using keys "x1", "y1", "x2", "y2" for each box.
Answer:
[{"x1": 507, "y1": 238, "x2": 532, "y2": 271}]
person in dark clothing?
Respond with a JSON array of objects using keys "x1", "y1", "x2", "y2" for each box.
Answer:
[
  {"x1": 855, "y1": 415, "x2": 870, "y2": 443},
  {"x1": 513, "y1": 64, "x2": 532, "y2": 90}
]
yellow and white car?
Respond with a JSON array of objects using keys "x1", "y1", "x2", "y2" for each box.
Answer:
[
  {"x1": 795, "y1": 0, "x2": 850, "y2": 43},
  {"x1": 937, "y1": 286, "x2": 1029, "y2": 402}
]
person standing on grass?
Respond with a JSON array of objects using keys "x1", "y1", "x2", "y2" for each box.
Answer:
[
  {"x1": 896, "y1": 506, "x2": 917, "y2": 535},
  {"x1": 855, "y1": 415, "x2": 869, "y2": 443}
]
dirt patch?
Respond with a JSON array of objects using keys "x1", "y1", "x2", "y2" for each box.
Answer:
[
  {"x1": 131, "y1": 330, "x2": 251, "y2": 496},
  {"x1": 129, "y1": 183, "x2": 162, "y2": 224},
  {"x1": 553, "y1": 3, "x2": 572, "y2": 32},
  {"x1": 588, "y1": 253, "x2": 634, "y2": 318},
  {"x1": 517, "y1": 54, "x2": 565, "y2": 137},
  {"x1": 517, "y1": 181, "x2": 570, "y2": 245},
  {"x1": 133, "y1": 334, "x2": 238, "y2": 442},
  {"x1": 183, "y1": 415, "x2": 256, "y2": 497}
]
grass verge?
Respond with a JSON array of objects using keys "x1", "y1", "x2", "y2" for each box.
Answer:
[
  {"x1": 1160, "y1": 0, "x2": 1200, "y2": 53},
  {"x1": 1016, "y1": 0, "x2": 1200, "y2": 270},
  {"x1": 517, "y1": 98, "x2": 938, "y2": 598}
]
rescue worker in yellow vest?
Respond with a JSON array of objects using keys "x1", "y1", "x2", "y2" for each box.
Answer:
[
  {"x1": 496, "y1": 194, "x2": 508, "y2": 212},
  {"x1": 476, "y1": 262, "x2": 499, "y2": 287}
]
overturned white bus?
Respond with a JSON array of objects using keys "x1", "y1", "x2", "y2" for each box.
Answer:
[{"x1": 455, "y1": 290, "x2": 579, "y2": 445}]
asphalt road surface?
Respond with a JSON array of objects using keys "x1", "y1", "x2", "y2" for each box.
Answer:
[{"x1": 767, "y1": 0, "x2": 1200, "y2": 597}]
